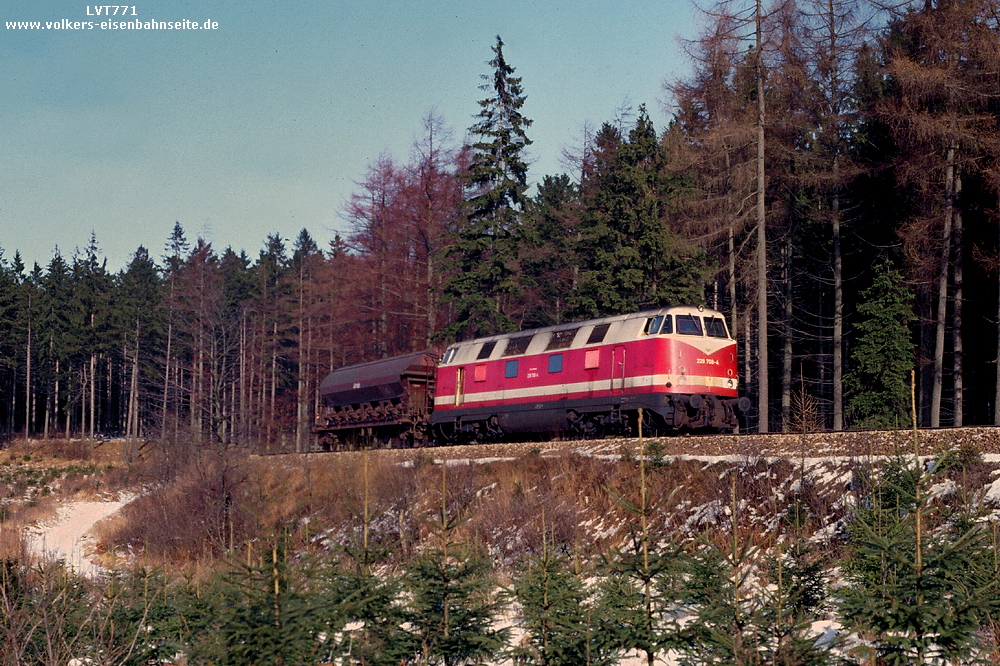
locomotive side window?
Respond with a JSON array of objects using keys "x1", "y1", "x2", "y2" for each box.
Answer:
[
  {"x1": 502, "y1": 335, "x2": 533, "y2": 357},
  {"x1": 477, "y1": 340, "x2": 497, "y2": 359},
  {"x1": 676, "y1": 314, "x2": 703, "y2": 335},
  {"x1": 586, "y1": 323, "x2": 611, "y2": 345},
  {"x1": 548, "y1": 354, "x2": 563, "y2": 373},
  {"x1": 442, "y1": 347, "x2": 457, "y2": 364},
  {"x1": 505, "y1": 359, "x2": 519, "y2": 378},
  {"x1": 705, "y1": 316, "x2": 729, "y2": 338},
  {"x1": 644, "y1": 315, "x2": 664, "y2": 335},
  {"x1": 546, "y1": 328, "x2": 579, "y2": 350}
]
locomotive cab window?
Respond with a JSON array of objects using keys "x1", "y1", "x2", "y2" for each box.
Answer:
[
  {"x1": 505, "y1": 359, "x2": 519, "y2": 378},
  {"x1": 676, "y1": 314, "x2": 703, "y2": 336},
  {"x1": 442, "y1": 347, "x2": 457, "y2": 364},
  {"x1": 586, "y1": 323, "x2": 611, "y2": 345},
  {"x1": 705, "y1": 316, "x2": 729, "y2": 338},
  {"x1": 660, "y1": 315, "x2": 673, "y2": 334},
  {"x1": 502, "y1": 335, "x2": 533, "y2": 357},
  {"x1": 477, "y1": 340, "x2": 497, "y2": 359},
  {"x1": 644, "y1": 315, "x2": 664, "y2": 335}
]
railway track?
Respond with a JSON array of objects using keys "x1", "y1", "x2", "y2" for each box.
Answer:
[{"x1": 298, "y1": 426, "x2": 1000, "y2": 464}]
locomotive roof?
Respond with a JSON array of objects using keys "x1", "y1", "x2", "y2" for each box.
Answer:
[
  {"x1": 439, "y1": 306, "x2": 729, "y2": 366},
  {"x1": 319, "y1": 350, "x2": 437, "y2": 399},
  {"x1": 447, "y1": 305, "x2": 722, "y2": 347}
]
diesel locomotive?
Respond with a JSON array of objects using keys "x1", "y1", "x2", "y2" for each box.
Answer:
[{"x1": 314, "y1": 306, "x2": 749, "y2": 449}]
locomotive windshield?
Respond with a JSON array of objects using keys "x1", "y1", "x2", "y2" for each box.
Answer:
[
  {"x1": 676, "y1": 314, "x2": 703, "y2": 335},
  {"x1": 705, "y1": 316, "x2": 729, "y2": 338}
]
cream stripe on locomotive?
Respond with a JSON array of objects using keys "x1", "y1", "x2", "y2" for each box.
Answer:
[{"x1": 433, "y1": 373, "x2": 738, "y2": 407}]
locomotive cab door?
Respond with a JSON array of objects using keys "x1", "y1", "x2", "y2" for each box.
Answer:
[
  {"x1": 454, "y1": 367, "x2": 465, "y2": 406},
  {"x1": 611, "y1": 346, "x2": 626, "y2": 394}
]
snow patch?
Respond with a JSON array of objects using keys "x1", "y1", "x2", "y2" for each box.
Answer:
[{"x1": 26, "y1": 494, "x2": 134, "y2": 576}]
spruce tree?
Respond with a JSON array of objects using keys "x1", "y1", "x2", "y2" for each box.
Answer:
[
  {"x1": 753, "y1": 542, "x2": 835, "y2": 666},
  {"x1": 518, "y1": 174, "x2": 581, "y2": 328},
  {"x1": 94, "y1": 567, "x2": 179, "y2": 666},
  {"x1": 320, "y1": 451, "x2": 415, "y2": 666},
  {"x1": 509, "y1": 520, "x2": 600, "y2": 666},
  {"x1": 405, "y1": 464, "x2": 507, "y2": 665},
  {"x1": 69, "y1": 234, "x2": 114, "y2": 441},
  {"x1": 443, "y1": 35, "x2": 532, "y2": 339},
  {"x1": 116, "y1": 247, "x2": 163, "y2": 460},
  {"x1": 0, "y1": 248, "x2": 23, "y2": 436},
  {"x1": 600, "y1": 424, "x2": 685, "y2": 665},
  {"x1": 571, "y1": 109, "x2": 705, "y2": 319},
  {"x1": 845, "y1": 261, "x2": 915, "y2": 428},
  {"x1": 38, "y1": 250, "x2": 74, "y2": 439},
  {"x1": 677, "y1": 466, "x2": 834, "y2": 666},
  {"x1": 206, "y1": 535, "x2": 324, "y2": 666},
  {"x1": 839, "y1": 455, "x2": 1000, "y2": 664}
]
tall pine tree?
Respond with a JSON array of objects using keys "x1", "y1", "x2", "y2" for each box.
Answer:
[{"x1": 443, "y1": 35, "x2": 532, "y2": 339}]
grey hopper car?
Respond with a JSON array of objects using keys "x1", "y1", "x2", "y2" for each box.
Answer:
[{"x1": 314, "y1": 350, "x2": 437, "y2": 449}]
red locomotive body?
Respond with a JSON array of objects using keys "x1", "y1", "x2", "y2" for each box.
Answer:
[
  {"x1": 314, "y1": 307, "x2": 749, "y2": 448},
  {"x1": 429, "y1": 306, "x2": 748, "y2": 441}
]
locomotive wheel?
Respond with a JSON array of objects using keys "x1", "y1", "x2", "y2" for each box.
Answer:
[
  {"x1": 483, "y1": 416, "x2": 503, "y2": 441},
  {"x1": 637, "y1": 409, "x2": 666, "y2": 438},
  {"x1": 432, "y1": 422, "x2": 459, "y2": 445},
  {"x1": 567, "y1": 410, "x2": 605, "y2": 440},
  {"x1": 584, "y1": 416, "x2": 605, "y2": 440}
]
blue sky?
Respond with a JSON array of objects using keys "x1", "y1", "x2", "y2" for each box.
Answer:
[{"x1": 2, "y1": 0, "x2": 700, "y2": 271}]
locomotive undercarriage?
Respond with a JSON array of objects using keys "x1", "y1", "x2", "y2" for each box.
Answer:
[
  {"x1": 430, "y1": 393, "x2": 750, "y2": 445},
  {"x1": 568, "y1": 393, "x2": 747, "y2": 437}
]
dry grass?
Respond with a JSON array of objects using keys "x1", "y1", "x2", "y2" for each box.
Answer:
[
  {"x1": 94, "y1": 442, "x2": 860, "y2": 571},
  {"x1": 14, "y1": 431, "x2": 1000, "y2": 577}
]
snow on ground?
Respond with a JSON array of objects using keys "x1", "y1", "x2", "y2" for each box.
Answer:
[{"x1": 26, "y1": 495, "x2": 133, "y2": 576}]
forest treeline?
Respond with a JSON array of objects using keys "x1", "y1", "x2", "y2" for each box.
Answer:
[{"x1": 4, "y1": 0, "x2": 1000, "y2": 443}]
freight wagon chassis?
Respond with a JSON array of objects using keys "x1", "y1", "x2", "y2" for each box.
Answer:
[{"x1": 315, "y1": 417, "x2": 429, "y2": 451}]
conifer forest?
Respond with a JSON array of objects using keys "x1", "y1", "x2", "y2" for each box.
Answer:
[{"x1": 5, "y1": 0, "x2": 1000, "y2": 447}]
